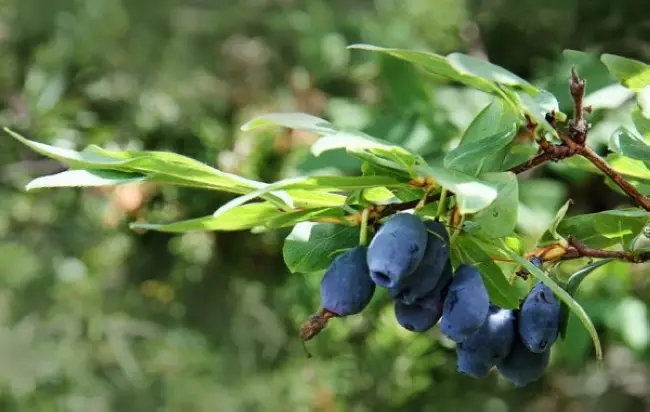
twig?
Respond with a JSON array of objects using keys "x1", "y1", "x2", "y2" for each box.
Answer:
[
  {"x1": 508, "y1": 68, "x2": 650, "y2": 211},
  {"x1": 507, "y1": 146, "x2": 575, "y2": 174},
  {"x1": 562, "y1": 236, "x2": 650, "y2": 263},
  {"x1": 568, "y1": 68, "x2": 588, "y2": 145},
  {"x1": 577, "y1": 145, "x2": 650, "y2": 210}
]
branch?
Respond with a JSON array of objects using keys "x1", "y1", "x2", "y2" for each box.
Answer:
[
  {"x1": 562, "y1": 236, "x2": 650, "y2": 263},
  {"x1": 507, "y1": 143, "x2": 576, "y2": 174},
  {"x1": 507, "y1": 68, "x2": 650, "y2": 211},
  {"x1": 577, "y1": 144, "x2": 650, "y2": 210}
]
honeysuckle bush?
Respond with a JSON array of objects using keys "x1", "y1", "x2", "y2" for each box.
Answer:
[{"x1": 8, "y1": 44, "x2": 650, "y2": 372}]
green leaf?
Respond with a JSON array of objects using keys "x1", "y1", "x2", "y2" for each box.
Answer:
[
  {"x1": 600, "y1": 54, "x2": 650, "y2": 91},
  {"x1": 25, "y1": 169, "x2": 146, "y2": 190},
  {"x1": 241, "y1": 112, "x2": 337, "y2": 134},
  {"x1": 498, "y1": 242, "x2": 603, "y2": 361},
  {"x1": 508, "y1": 89, "x2": 560, "y2": 137},
  {"x1": 265, "y1": 208, "x2": 348, "y2": 229},
  {"x1": 213, "y1": 175, "x2": 407, "y2": 218},
  {"x1": 444, "y1": 125, "x2": 517, "y2": 176},
  {"x1": 545, "y1": 199, "x2": 572, "y2": 242},
  {"x1": 605, "y1": 154, "x2": 650, "y2": 180},
  {"x1": 610, "y1": 127, "x2": 650, "y2": 163},
  {"x1": 130, "y1": 203, "x2": 284, "y2": 232},
  {"x1": 559, "y1": 258, "x2": 615, "y2": 339},
  {"x1": 283, "y1": 222, "x2": 360, "y2": 273},
  {"x1": 347, "y1": 43, "x2": 497, "y2": 94},
  {"x1": 6, "y1": 128, "x2": 293, "y2": 208},
  {"x1": 632, "y1": 107, "x2": 650, "y2": 140},
  {"x1": 446, "y1": 52, "x2": 538, "y2": 95},
  {"x1": 444, "y1": 97, "x2": 520, "y2": 176},
  {"x1": 472, "y1": 172, "x2": 519, "y2": 238},
  {"x1": 454, "y1": 235, "x2": 520, "y2": 309},
  {"x1": 540, "y1": 209, "x2": 650, "y2": 249},
  {"x1": 285, "y1": 190, "x2": 347, "y2": 208},
  {"x1": 458, "y1": 97, "x2": 522, "y2": 146},
  {"x1": 416, "y1": 165, "x2": 498, "y2": 214},
  {"x1": 241, "y1": 112, "x2": 423, "y2": 175},
  {"x1": 501, "y1": 143, "x2": 538, "y2": 170},
  {"x1": 638, "y1": 86, "x2": 650, "y2": 117}
]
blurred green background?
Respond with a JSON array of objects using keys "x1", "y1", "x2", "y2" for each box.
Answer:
[{"x1": 1, "y1": 0, "x2": 650, "y2": 411}]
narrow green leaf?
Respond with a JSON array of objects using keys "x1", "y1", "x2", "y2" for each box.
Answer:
[
  {"x1": 241, "y1": 112, "x2": 337, "y2": 134},
  {"x1": 417, "y1": 165, "x2": 498, "y2": 214},
  {"x1": 265, "y1": 208, "x2": 348, "y2": 229},
  {"x1": 5, "y1": 128, "x2": 130, "y2": 169},
  {"x1": 546, "y1": 199, "x2": 572, "y2": 242},
  {"x1": 130, "y1": 203, "x2": 284, "y2": 232},
  {"x1": 6, "y1": 128, "x2": 293, "y2": 207},
  {"x1": 600, "y1": 54, "x2": 650, "y2": 91},
  {"x1": 472, "y1": 172, "x2": 519, "y2": 238},
  {"x1": 347, "y1": 43, "x2": 497, "y2": 94},
  {"x1": 213, "y1": 175, "x2": 407, "y2": 218},
  {"x1": 283, "y1": 222, "x2": 360, "y2": 273},
  {"x1": 558, "y1": 258, "x2": 615, "y2": 339},
  {"x1": 240, "y1": 112, "x2": 424, "y2": 174},
  {"x1": 446, "y1": 52, "x2": 538, "y2": 95},
  {"x1": 26, "y1": 169, "x2": 145, "y2": 190},
  {"x1": 499, "y1": 242, "x2": 603, "y2": 361},
  {"x1": 286, "y1": 190, "x2": 347, "y2": 208},
  {"x1": 455, "y1": 235, "x2": 521, "y2": 309},
  {"x1": 566, "y1": 258, "x2": 615, "y2": 297}
]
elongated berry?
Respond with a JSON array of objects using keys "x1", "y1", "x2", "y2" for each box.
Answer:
[
  {"x1": 518, "y1": 281, "x2": 561, "y2": 353},
  {"x1": 394, "y1": 299, "x2": 442, "y2": 332},
  {"x1": 440, "y1": 264, "x2": 490, "y2": 343},
  {"x1": 320, "y1": 246, "x2": 375, "y2": 316},
  {"x1": 497, "y1": 331, "x2": 551, "y2": 387},
  {"x1": 456, "y1": 304, "x2": 516, "y2": 378},
  {"x1": 367, "y1": 213, "x2": 428, "y2": 289},
  {"x1": 389, "y1": 220, "x2": 450, "y2": 304}
]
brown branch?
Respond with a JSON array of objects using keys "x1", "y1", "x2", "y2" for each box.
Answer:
[
  {"x1": 507, "y1": 68, "x2": 650, "y2": 211},
  {"x1": 577, "y1": 144, "x2": 650, "y2": 210},
  {"x1": 561, "y1": 236, "x2": 650, "y2": 263},
  {"x1": 507, "y1": 144, "x2": 577, "y2": 174}
]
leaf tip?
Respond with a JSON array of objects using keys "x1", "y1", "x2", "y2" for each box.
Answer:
[
  {"x1": 346, "y1": 43, "x2": 378, "y2": 51},
  {"x1": 129, "y1": 222, "x2": 153, "y2": 231}
]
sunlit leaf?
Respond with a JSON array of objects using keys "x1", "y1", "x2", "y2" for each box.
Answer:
[
  {"x1": 601, "y1": 54, "x2": 650, "y2": 91},
  {"x1": 416, "y1": 165, "x2": 498, "y2": 214},
  {"x1": 26, "y1": 170, "x2": 146, "y2": 190},
  {"x1": 130, "y1": 203, "x2": 284, "y2": 232}
]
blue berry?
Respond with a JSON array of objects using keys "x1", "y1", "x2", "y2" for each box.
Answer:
[
  {"x1": 367, "y1": 213, "x2": 428, "y2": 289},
  {"x1": 440, "y1": 264, "x2": 490, "y2": 343},
  {"x1": 518, "y1": 281, "x2": 561, "y2": 353},
  {"x1": 456, "y1": 304, "x2": 516, "y2": 378},
  {"x1": 320, "y1": 246, "x2": 375, "y2": 316},
  {"x1": 389, "y1": 220, "x2": 450, "y2": 304}
]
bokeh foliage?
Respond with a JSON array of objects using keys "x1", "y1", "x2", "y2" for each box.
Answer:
[{"x1": 1, "y1": 0, "x2": 650, "y2": 411}]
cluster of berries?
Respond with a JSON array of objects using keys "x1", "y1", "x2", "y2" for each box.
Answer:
[{"x1": 301, "y1": 213, "x2": 562, "y2": 387}]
